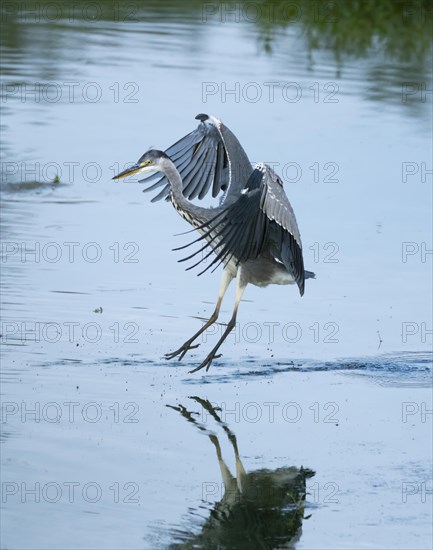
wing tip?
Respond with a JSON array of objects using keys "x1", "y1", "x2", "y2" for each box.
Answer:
[{"x1": 298, "y1": 269, "x2": 316, "y2": 296}]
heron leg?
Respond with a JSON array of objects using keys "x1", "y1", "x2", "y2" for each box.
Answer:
[
  {"x1": 189, "y1": 271, "x2": 247, "y2": 374},
  {"x1": 164, "y1": 270, "x2": 234, "y2": 361},
  {"x1": 208, "y1": 434, "x2": 237, "y2": 494},
  {"x1": 229, "y1": 434, "x2": 247, "y2": 494}
]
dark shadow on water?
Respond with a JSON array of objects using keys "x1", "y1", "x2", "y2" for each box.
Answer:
[
  {"x1": 1, "y1": 180, "x2": 64, "y2": 193},
  {"x1": 31, "y1": 351, "x2": 433, "y2": 388},
  {"x1": 181, "y1": 351, "x2": 433, "y2": 387},
  {"x1": 162, "y1": 396, "x2": 314, "y2": 549}
]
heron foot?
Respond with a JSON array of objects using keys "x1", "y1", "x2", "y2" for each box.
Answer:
[
  {"x1": 164, "y1": 342, "x2": 200, "y2": 361},
  {"x1": 189, "y1": 353, "x2": 222, "y2": 374}
]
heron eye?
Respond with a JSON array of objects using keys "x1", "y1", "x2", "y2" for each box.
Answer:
[{"x1": 140, "y1": 159, "x2": 152, "y2": 167}]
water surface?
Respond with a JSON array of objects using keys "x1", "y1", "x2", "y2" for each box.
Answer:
[{"x1": 1, "y1": 1, "x2": 432, "y2": 548}]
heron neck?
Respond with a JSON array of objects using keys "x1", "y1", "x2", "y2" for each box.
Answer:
[
  {"x1": 162, "y1": 158, "x2": 213, "y2": 225},
  {"x1": 163, "y1": 161, "x2": 189, "y2": 209}
]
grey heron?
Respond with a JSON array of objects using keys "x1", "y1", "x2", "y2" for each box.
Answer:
[{"x1": 113, "y1": 114, "x2": 315, "y2": 373}]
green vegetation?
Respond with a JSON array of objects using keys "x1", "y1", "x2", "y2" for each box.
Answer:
[{"x1": 1, "y1": 0, "x2": 431, "y2": 64}]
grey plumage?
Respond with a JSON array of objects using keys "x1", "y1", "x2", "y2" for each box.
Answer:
[{"x1": 114, "y1": 114, "x2": 315, "y2": 373}]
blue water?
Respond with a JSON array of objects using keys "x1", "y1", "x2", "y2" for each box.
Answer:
[{"x1": 1, "y1": 2, "x2": 432, "y2": 548}]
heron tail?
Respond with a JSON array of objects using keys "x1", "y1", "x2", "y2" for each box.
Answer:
[{"x1": 305, "y1": 270, "x2": 316, "y2": 279}]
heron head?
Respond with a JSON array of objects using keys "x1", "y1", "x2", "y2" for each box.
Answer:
[{"x1": 112, "y1": 149, "x2": 169, "y2": 180}]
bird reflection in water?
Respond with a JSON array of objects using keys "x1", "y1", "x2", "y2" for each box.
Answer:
[{"x1": 166, "y1": 397, "x2": 315, "y2": 549}]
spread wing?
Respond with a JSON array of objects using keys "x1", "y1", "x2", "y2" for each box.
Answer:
[
  {"x1": 177, "y1": 164, "x2": 306, "y2": 295},
  {"x1": 260, "y1": 165, "x2": 305, "y2": 295},
  {"x1": 140, "y1": 114, "x2": 253, "y2": 203}
]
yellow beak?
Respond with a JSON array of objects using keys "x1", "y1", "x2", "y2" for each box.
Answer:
[{"x1": 112, "y1": 163, "x2": 141, "y2": 180}]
